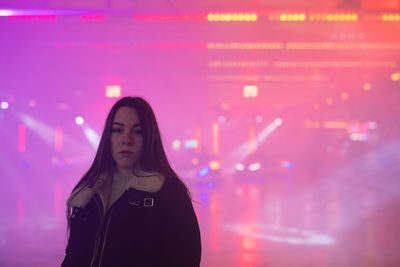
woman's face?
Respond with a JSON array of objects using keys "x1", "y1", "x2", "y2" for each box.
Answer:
[{"x1": 111, "y1": 106, "x2": 144, "y2": 174}]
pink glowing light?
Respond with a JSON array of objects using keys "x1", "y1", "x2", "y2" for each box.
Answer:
[
  {"x1": 18, "y1": 124, "x2": 26, "y2": 153},
  {"x1": 248, "y1": 125, "x2": 256, "y2": 154},
  {"x1": 195, "y1": 126, "x2": 202, "y2": 153},
  {"x1": 133, "y1": 14, "x2": 206, "y2": 21},
  {"x1": 212, "y1": 121, "x2": 219, "y2": 155},
  {"x1": 242, "y1": 236, "x2": 256, "y2": 250},
  {"x1": 80, "y1": 14, "x2": 106, "y2": 21},
  {"x1": 54, "y1": 127, "x2": 63, "y2": 151},
  {"x1": 8, "y1": 15, "x2": 57, "y2": 20}
]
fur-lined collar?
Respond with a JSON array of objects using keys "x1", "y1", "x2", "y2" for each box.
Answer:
[{"x1": 67, "y1": 171, "x2": 165, "y2": 208}]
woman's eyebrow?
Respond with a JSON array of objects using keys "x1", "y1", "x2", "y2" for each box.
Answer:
[{"x1": 113, "y1": 122, "x2": 142, "y2": 127}]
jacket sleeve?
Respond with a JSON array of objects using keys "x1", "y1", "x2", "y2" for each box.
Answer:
[
  {"x1": 61, "y1": 201, "x2": 100, "y2": 267},
  {"x1": 162, "y1": 181, "x2": 202, "y2": 267}
]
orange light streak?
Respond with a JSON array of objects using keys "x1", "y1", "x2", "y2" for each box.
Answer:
[
  {"x1": 308, "y1": 13, "x2": 358, "y2": 21},
  {"x1": 208, "y1": 42, "x2": 400, "y2": 50},
  {"x1": 323, "y1": 121, "x2": 348, "y2": 129},
  {"x1": 207, "y1": 13, "x2": 257, "y2": 21},
  {"x1": 381, "y1": 14, "x2": 400, "y2": 21},
  {"x1": 279, "y1": 13, "x2": 307, "y2": 21}
]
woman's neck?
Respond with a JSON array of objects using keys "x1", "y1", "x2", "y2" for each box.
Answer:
[{"x1": 116, "y1": 167, "x2": 135, "y2": 176}]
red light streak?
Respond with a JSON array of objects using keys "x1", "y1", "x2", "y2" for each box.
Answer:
[
  {"x1": 249, "y1": 125, "x2": 256, "y2": 154},
  {"x1": 80, "y1": 14, "x2": 106, "y2": 21},
  {"x1": 195, "y1": 126, "x2": 202, "y2": 153}
]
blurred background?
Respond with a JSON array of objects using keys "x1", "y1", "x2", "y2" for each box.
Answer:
[{"x1": 1, "y1": 0, "x2": 400, "y2": 266}]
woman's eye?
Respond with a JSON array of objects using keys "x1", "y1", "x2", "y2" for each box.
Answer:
[
  {"x1": 134, "y1": 129, "x2": 143, "y2": 135},
  {"x1": 112, "y1": 128, "x2": 123, "y2": 133}
]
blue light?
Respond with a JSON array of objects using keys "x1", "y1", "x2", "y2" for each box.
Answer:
[
  {"x1": 207, "y1": 182, "x2": 216, "y2": 188},
  {"x1": 284, "y1": 162, "x2": 293, "y2": 170},
  {"x1": 21, "y1": 160, "x2": 30, "y2": 170},
  {"x1": 197, "y1": 166, "x2": 210, "y2": 178},
  {"x1": 184, "y1": 139, "x2": 197, "y2": 150},
  {"x1": 199, "y1": 191, "x2": 210, "y2": 204}
]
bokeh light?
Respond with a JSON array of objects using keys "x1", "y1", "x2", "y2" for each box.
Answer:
[
  {"x1": 75, "y1": 116, "x2": 84, "y2": 125},
  {"x1": 1, "y1": 101, "x2": 9, "y2": 109}
]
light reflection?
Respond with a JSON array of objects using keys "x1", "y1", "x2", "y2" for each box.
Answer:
[
  {"x1": 225, "y1": 223, "x2": 336, "y2": 245},
  {"x1": 227, "y1": 120, "x2": 281, "y2": 164},
  {"x1": 19, "y1": 114, "x2": 65, "y2": 151},
  {"x1": 82, "y1": 126, "x2": 100, "y2": 150}
]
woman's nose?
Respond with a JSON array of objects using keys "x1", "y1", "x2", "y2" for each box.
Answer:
[{"x1": 122, "y1": 131, "x2": 134, "y2": 144}]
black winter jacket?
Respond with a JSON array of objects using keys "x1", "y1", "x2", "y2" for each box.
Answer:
[{"x1": 61, "y1": 177, "x2": 201, "y2": 267}]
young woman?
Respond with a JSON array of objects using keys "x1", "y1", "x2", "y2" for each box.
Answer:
[{"x1": 61, "y1": 97, "x2": 201, "y2": 267}]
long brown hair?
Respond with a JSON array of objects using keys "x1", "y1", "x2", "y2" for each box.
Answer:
[{"x1": 66, "y1": 96, "x2": 189, "y2": 234}]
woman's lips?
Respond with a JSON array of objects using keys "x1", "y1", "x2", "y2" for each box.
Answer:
[{"x1": 118, "y1": 151, "x2": 133, "y2": 157}]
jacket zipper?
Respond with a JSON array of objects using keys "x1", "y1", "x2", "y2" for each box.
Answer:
[
  {"x1": 97, "y1": 207, "x2": 114, "y2": 266},
  {"x1": 90, "y1": 194, "x2": 117, "y2": 267},
  {"x1": 90, "y1": 195, "x2": 104, "y2": 267}
]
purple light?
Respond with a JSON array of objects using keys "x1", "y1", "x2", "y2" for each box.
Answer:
[
  {"x1": 197, "y1": 166, "x2": 210, "y2": 178},
  {"x1": 207, "y1": 182, "x2": 216, "y2": 188}
]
